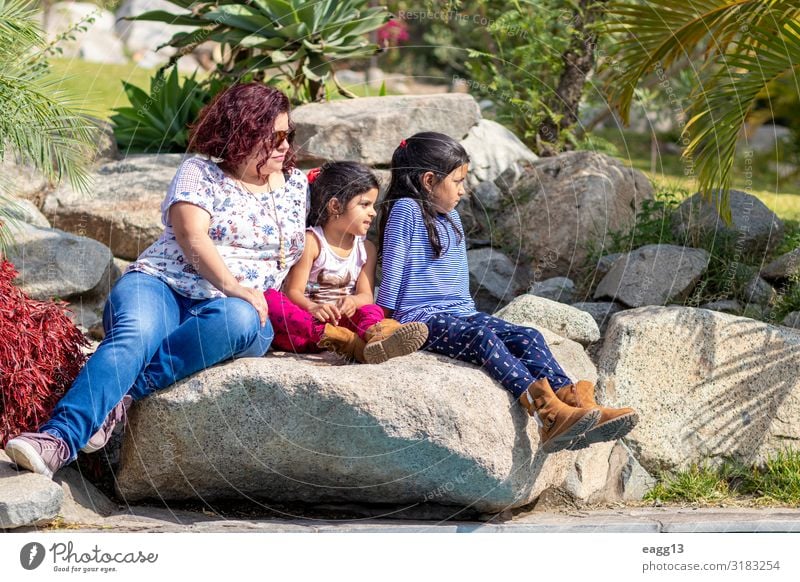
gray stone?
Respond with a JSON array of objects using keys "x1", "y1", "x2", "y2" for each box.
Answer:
[
  {"x1": 762, "y1": 248, "x2": 800, "y2": 282},
  {"x1": 116, "y1": 348, "x2": 598, "y2": 512},
  {"x1": 467, "y1": 247, "x2": 526, "y2": 312},
  {"x1": 494, "y1": 294, "x2": 601, "y2": 346},
  {"x1": 54, "y1": 467, "x2": 117, "y2": 525},
  {"x1": 701, "y1": 299, "x2": 743, "y2": 315},
  {"x1": 0, "y1": 451, "x2": 64, "y2": 529},
  {"x1": 0, "y1": 197, "x2": 49, "y2": 228},
  {"x1": 597, "y1": 253, "x2": 625, "y2": 278},
  {"x1": 741, "y1": 275, "x2": 777, "y2": 306},
  {"x1": 782, "y1": 311, "x2": 800, "y2": 329},
  {"x1": 671, "y1": 189, "x2": 784, "y2": 257},
  {"x1": 292, "y1": 94, "x2": 481, "y2": 166},
  {"x1": 43, "y1": 154, "x2": 182, "y2": 260},
  {"x1": 496, "y1": 151, "x2": 653, "y2": 280},
  {"x1": 529, "y1": 277, "x2": 576, "y2": 304},
  {"x1": 570, "y1": 301, "x2": 624, "y2": 334},
  {"x1": 1, "y1": 152, "x2": 49, "y2": 200},
  {"x1": 472, "y1": 181, "x2": 503, "y2": 211},
  {"x1": 597, "y1": 306, "x2": 800, "y2": 473},
  {"x1": 594, "y1": 244, "x2": 710, "y2": 308},
  {"x1": 745, "y1": 123, "x2": 792, "y2": 154},
  {"x1": 5, "y1": 222, "x2": 114, "y2": 300},
  {"x1": 115, "y1": 0, "x2": 191, "y2": 56},
  {"x1": 460, "y1": 119, "x2": 538, "y2": 189},
  {"x1": 588, "y1": 441, "x2": 656, "y2": 503}
]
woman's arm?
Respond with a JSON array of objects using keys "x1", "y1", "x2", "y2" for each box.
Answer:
[
  {"x1": 283, "y1": 233, "x2": 340, "y2": 323},
  {"x1": 170, "y1": 202, "x2": 268, "y2": 325}
]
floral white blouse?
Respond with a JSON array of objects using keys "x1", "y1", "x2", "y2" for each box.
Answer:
[{"x1": 127, "y1": 156, "x2": 309, "y2": 299}]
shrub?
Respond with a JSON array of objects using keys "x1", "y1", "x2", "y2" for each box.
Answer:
[{"x1": 0, "y1": 260, "x2": 88, "y2": 445}]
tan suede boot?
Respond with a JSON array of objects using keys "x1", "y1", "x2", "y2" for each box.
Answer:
[
  {"x1": 518, "y1": 378, "x2": 600, "y2": 453},
  {"x1": 362, "y1": 319, "x2": 428, "y2": 364},
  {"x1": 555, "y1": 381, "x2": 639, "y2": 450},
  {"x1": 317, "y1": 324, "x2": 366, "y2": 363}
]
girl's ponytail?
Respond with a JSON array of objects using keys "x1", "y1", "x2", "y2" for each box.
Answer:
[{"x1": 379, "y1": 132, "x2": 470, "y2": 258}]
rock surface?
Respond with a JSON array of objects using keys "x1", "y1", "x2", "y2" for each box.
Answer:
[
  {"x1": 0, "y1": 196, "x2": 50, "y2": 228},
  {"x1": 497, "y1": 151, "x2": 653, "y2": 280},
  {"x1": 762, "y1": 248, "x2": 800, "y2": 282},
  {"x1": 292, "y1": 94, "x2": 481, "y2": 166},
  {"x1": 597, "y1": 306, "x2": 800, "y2": 472},
  {"x1": 671, "y1": 190, "x2": 784, "y2": 257},
  {"x1": 0, "y1": 451, "x2": 64, "y2": 529},
  {"x1": 570, "y1": 301, "x2": 624, "y2": 334},
  {"x1": 529, "y1": 277, "x2": 576, "y2": 304},
  {"x1": 116, "y1": 347, "x2": 599, "y2": 512},
  {"x1": 467, "y1": 247, "x2": 526, "y2": 312},
  {"x1": 5, "y1": 222, "x2": 114, "y2": 300},
  {"x1": 54, "y1": 467, "x2": 117, "y2": 524},
  {"x1": 594, "y1": 244, "x2": 710, "y2": 308},
  {"x1": 495, "y1": 294, "x2": 601, "y2": 346},
  {"x1": 43, "y1": 154, "x2": 181, "y2": 260},
  {"x1": 460, "y1": 119, "x2": 537, "y2": 188}
]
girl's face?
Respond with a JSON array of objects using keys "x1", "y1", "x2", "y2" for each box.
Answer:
[
  {"x1": 428, "y1": 163, "x2": 469, "y2": 214},
  {"x1": 334, "y1": 188, "x2": 379, "y2": 237},
  {"x1": 239, "y1": 112, "x2": 292, "y2": 181}
]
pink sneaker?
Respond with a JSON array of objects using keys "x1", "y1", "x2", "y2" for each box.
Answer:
[
  {"x1": 81, "y1": 395, "x2": 133, "y2": 453},
  {"x1": 5, "y1": 432, "x2": 71, "y2": 478}
]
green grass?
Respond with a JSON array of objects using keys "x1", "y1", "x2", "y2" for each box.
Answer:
[
  {"x1": 589, "y1": 128, "x2": 800, "y2": 221},
  {"x1": 645, "y1": 449, "x2": 800, "y2": 506}
]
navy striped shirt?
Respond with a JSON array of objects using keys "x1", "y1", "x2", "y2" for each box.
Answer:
[{"x1": 377, "y1": 198, "x2": 477, "y2": 323}]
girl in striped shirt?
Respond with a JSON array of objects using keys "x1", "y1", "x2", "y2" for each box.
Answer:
[
  {"x1": 377, "y1": 132, "x2": 638, "y2": 453},
  {"x1": 265, "y1": 161, "x2": 428, "y2": 363}
]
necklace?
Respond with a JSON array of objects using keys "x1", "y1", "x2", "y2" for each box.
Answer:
[{"x1": 237, "y1": 176, "x2": 287, "y2": 270}]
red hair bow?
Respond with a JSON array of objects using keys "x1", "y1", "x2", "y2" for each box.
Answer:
[
  {"x1": 306, "y1": 167, "x2": 322, "y2": 184},
  {"x1": 399, "y1": 139, "x2": 407, "y2": 148}
]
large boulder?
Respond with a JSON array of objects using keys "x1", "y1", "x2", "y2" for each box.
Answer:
[
  {"x1": 0, "y1": 196, "x2": 50, "y2": 228},
  {"x1": 292, "y1": 94, "x2": 481, "y2": 166},
  {"x1": 496, "y1": 151, "x2": 653, "y2": 280},
  {"x1": 5, "y1": 222, "x2": 114, "y2": 300},
  {"x1": 460, "y1": 119, "x2": 538, "y2": 189},
  {"x1": 494, "y1": 294, "x2": 601, "y2": 346},
  {"x1": 0, "y1": 451, "x2": 64, "y2": 529},
  {"x1": 594, "y1": 244, "x2": 710, "y2": 308},
  {"x1": 570, "y1": 301, "x2": 624, "y2": 334},
  {"x1": 43, "y1": 154, "x2": 181, "y2": 260},
  {"x1": 762, "y1": 248, "x2": 800, "y2": 283},
  {"x1": 116, "y1": 345, "x2": 615, "y2": 512},
  {"x1": 671, "y1": 190, "x2": 784, "y2": 257},
  {"x1": 597, "y1": 306, "x2": 800, "y2": 472}
]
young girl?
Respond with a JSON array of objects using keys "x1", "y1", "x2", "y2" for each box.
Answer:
[
  {"x1": 376, "y1": 132, "x2": 639, "y2": 453},
  {"x1": 265, "y1": 161, "x2": 428, "y2": 364}
]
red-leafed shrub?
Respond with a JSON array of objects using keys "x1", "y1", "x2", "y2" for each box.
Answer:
[{"x1": 0, "y1": 259, "x2": 88, "y2": 445}]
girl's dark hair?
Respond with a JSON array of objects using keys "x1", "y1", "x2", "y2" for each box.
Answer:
[
  {"x1": 188, "y1": 83, "x2": 296, "y2": 179},
  {"x1": 308, "y1": 161, "x2": 380, "y2": 227},
  {"x1": 379, "y1": 131, "x2": 470, "y2": 258}
]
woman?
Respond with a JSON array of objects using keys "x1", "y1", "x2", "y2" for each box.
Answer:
[{"x1": 5, "y1": 83, "x2": 308, "y2": 478}]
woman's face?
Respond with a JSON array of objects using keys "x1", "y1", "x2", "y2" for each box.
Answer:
[{"x1": 240, "y1": 112, "x2": 291, "y2": 181}]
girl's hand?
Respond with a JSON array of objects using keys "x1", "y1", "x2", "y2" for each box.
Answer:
[
  {"x1": 309, "y1": 302, "x2": 341, "y2": 324},
  {"x1": 336, "y1": 296, "x2": 357, "y2": 318},
  {"x1": 227, "y1": 284, "x2": 269, "y2": 327}
]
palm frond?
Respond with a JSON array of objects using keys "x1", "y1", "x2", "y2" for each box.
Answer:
[
  {"x1": 603, "y1": 0, "x2": 800, "y2": 124},
  {"x1": 684, "y1": 18, "x2": 800, "y2": 221}
]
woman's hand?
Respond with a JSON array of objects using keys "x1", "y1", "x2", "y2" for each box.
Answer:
[
  {"x1": 336, "y1": 296, "x2": 358, "y2": 319},
  {"x1": 227, "y1": 284, "x2": 269, "y2": 327},
  {"x1": 309, "y1": 302, "x2": 341, "y2": 324}
]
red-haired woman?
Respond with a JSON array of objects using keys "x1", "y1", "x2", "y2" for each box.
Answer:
[{"x1": 5, "y1": 83, "x2": 308, "y2": 478}]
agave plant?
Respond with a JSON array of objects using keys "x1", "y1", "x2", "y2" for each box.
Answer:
[
  {"x1": 603, "y1": 0, "x2": 800, "y2": 221},
  {"x1": 126, "y1": 0, "x2": 391, "y2": 104},
  {"x1": 0, "y1": 0, "x2": 96, "y2": 252},
  {"x1": 111, "y1": 68, "x2": 224, "y2": 153}
]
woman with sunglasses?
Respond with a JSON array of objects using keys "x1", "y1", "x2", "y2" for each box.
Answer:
[{"x1": 5, "y1": 83, "x2": 307, "y2": 479}]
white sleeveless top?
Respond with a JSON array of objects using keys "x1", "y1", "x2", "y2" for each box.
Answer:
[{"x1": 305, "y1": 226, "x2": 367, "y2": 303}]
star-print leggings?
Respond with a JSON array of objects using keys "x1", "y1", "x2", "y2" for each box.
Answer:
[
  {"x1": 265, "y1": 289, "x2": 384, "y2": 353},
  {"x1": 423, "y1": 311, "x2": 572, "y2": 399}
]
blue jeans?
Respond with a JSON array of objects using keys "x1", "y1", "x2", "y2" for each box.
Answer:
[
  {"x1": 423, "y1": 311, "x2": 572, "y2": 399},
  {"x1": 41, "y1": 271, "x2": 274, "y2": 459}
]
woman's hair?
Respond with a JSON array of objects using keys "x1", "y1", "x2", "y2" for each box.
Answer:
[
  {"x1": 307, "y1": 161, "x2": 380, "y2": 227},
  {"x1": 187, "y1": 83, "x2": 296, "y2": 178},
  {"x1": 379, "y1": 131, "x2": 470, "y2": 258}
]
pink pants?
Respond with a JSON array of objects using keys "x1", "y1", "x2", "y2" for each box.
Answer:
[{"x1": 264, "y1": 289, "x2": 385, "y2": 353}]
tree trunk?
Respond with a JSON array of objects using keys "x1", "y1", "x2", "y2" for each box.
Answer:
[{"x1": 537, "y1": 0, "x2": 608, "y2": 156}]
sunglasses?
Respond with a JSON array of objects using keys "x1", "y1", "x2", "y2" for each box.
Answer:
[{"x1": 270, "y1": 129, "x2": 295, "y2": 146}]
